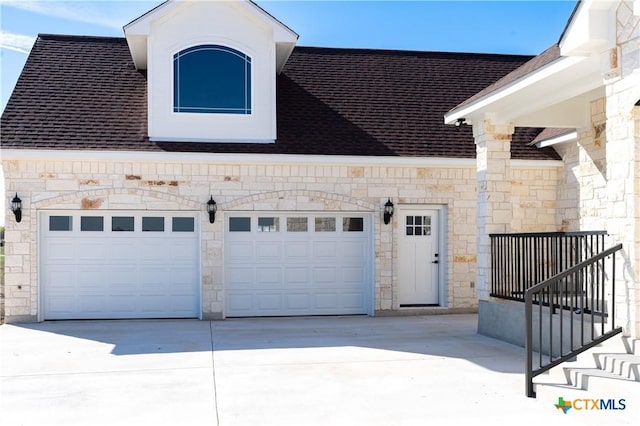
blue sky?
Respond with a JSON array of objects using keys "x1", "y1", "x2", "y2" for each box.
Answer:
[{"x1": 0, "y1": 0, "x2": 577, "y2": 225}]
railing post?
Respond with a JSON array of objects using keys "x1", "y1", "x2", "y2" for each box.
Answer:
[
  {"x1": 524, "y1": 243, "x2": 623, "y2": 398},
  {"x1": 525, "y1": 290, "x2": 535, "y2": 398}
]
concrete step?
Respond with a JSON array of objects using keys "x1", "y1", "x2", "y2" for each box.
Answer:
[
  {"x1": 622, "y1": 336, "x2": 640, "y2": 355},
  {"x1": 564, "y1": 366, "x2": 640, "y2": 392},
  {"x1": 533, "y1": 335, "x2": 640, "y2": 401},
  {"x1": 593, "y1": 352, "x2": 640, "y2": 380}
]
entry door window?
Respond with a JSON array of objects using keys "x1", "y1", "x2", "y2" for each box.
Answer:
[{"x1": 405, "y1": 215, "x2": 431, "y2": 236}]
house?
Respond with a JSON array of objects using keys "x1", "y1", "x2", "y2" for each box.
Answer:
[
  {"x1": 0, "y1": 0, "x2": 560, "y2": 322},
  {"x1": 1, "y1": 0, "x2": 635, "y2": 333}
]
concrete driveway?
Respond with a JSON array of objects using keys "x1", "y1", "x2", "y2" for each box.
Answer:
[{"x1": 0, "y1": 314, "x2": 634, "y2": 425}]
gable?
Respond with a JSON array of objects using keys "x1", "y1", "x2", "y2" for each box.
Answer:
[{"x1": 123, "y1": 0, "x2": 297, "y2": 144}]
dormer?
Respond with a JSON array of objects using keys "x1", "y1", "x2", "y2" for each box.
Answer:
[{"x1": 124, "y1": 0, "x2": 298, "y2": 143}]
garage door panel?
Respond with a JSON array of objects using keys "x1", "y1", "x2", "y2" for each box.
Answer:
[
  {"x1": 343, "y1": 267, "x2": 365, "y2": 284},
  {"x1": 227, "y1": 293, "x2": 253, "y2": 313},
  {"x1": 314, "y1": 293, "x2": 339, "y2": 309},
  {"x1": 42, "y1": 211, "x2": 199, "y2": 320},
  {"x1": 228, "y1": 267, "x2": 255, "y2": 288},
  {"x1": 228, "y1": 241, "x2": 254, "y2": 260},
  {"x1": 73, "y1": 295, "x2": 106, "y2": 314},
  {"x1": 77, "y1": 242, "x2": 107, "y2": 262},
  {"x1": 284, "y1": 242, "x2": 309, "y2": 258},
  {"x1": 44, "y1": 240, "x2": 76, "y2": 262},
  {"x1": 140, "y1": 241, "x2": 171, "y2": 262},
  {"x1": 108, "y1": 239, "x2": 138, "y2": 254},
  {"x1": 340, "y1": 292, "x2": 365, "y2": 309},
  {"x1": 139, "y1": 295, "x2": 171, "y2": 313},
  {"x1": 47, "y1": 296, "x2": 77, "y2": 316},
  {"x1": 285, "y1": 267, "x2": 311, "y2": 287},
  {"x1": 136, "y1": 271, "x2": 167, "y2": 289},
  {"x1": 45, "y1": 267, "x2": 75, "y2": 290},
  {"x1": 284, "y1": 293, "x2": 311, "y2": 310},
  {"x1": 77, "y1": 268, "x2": 108, "y2": 291},
  {"x1": 169, "y1": 240, "x2": 197, "y2": 261},
  {"x1": 256, "y1": 242, "x2": 282, "y2": 260},
  {"x1": 257, "y1": 293, "x2": 282, "y2": 311},
  {"x1": 109, "y1": 296, "x2": 136, "y2": 313},
  {"x1": 256, "y1": 267, "x2": 282, "y2": 287},
  {"x1": 341, "y1": 240, "x2": 367, "y2": 259},
  {"x1": 167, "y1": 296, "x2": 199, "y2": 314},
  {"x1": 109, "y1": 266, "x2": 138, "y2": 286},
  {"x1": 168, "y1": 267, "x2": 199, "y2": 286},
  {"x1": 226, "y1": 213, "x2": 370, "y2": 317},
  {"x1": 313, "y1": 241, "x2": 338, "y2": 258},
  {"x1": 314, "y1": 267, "x2": 337, "y2": 285}
]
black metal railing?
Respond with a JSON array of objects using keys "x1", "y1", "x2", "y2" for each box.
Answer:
[
  {"x1": 490, "y1": 231, "x2": 608, "y2": 302},
  {"x1": 525, "y1": 243, "x2": 623, "y2": 398}
]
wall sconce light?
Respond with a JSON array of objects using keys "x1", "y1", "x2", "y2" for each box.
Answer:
[
  {"x1": 11, "y1": 193, "x2": 22, "y2": 223},
  {"x1": 383, "y1": 198, "x2": 394, "y2": 225},
  {"x1": 206, "y1": 196, "x2": 217, "y2": 224}
]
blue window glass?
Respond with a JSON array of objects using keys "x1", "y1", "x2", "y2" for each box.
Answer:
[{"x1": 173, "y1": 45, "x2": 251, "y2": 114}]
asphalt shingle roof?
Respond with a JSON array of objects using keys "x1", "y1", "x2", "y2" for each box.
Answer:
[
  {"x1": 0, "y1": 34, "x2": 560, "y2": 160},
  {"x1": 450, "y1": 45, "x2": 562, "y2": 114}
]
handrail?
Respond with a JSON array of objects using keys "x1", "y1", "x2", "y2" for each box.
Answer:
[
  {"x1": 525, "y1": 243, "x2": 623, "y2": 398},
  {"x1": 491, "y1": 231, "x2": 608, "y2": 303},
  {"x1": 490, "y1": 231, "x2": 608, "y2": 238}
]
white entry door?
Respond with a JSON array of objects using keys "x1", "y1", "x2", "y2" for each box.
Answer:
[{"x1": 398, "y1": 209, "x2": 440, "y2": 306}]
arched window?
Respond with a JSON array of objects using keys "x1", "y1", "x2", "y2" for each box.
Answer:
[{"x1": 173, "y1": 45, "x2": 251, "y2": 114}]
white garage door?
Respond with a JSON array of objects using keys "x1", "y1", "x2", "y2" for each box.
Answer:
[
  {"x1": 225, "y1": 213, "x2": 372, "y2": 317},
  {"x1": 41, "y1": 211, "x2": 199, "y2": 320}
]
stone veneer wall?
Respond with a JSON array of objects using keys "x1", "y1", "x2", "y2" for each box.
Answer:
[
  {"x1": 555, "y1": 98, "x2": 609, "y2": 232},
  {"x1": 510, "y1": 167, "x2": 558, "y2": 232},
  {"x1": 1, "y1": 157, "x2": 559, "y2": 322}
]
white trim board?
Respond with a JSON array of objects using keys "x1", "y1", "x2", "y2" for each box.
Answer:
[{"x1": 1, "y1": 149, "x2": 563, "y2": 169}]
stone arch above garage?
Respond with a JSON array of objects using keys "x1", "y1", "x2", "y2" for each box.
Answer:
[
  {"x1": 223, "y1": 189, "x2": 377, "y2": 212},
  {"x1": 33, "y1": 188, "x2": 202, "y2": 211}
]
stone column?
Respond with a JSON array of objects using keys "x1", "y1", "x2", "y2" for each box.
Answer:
[
  {"x1": 603, "y1": 0, "x2": 640, "y2": 338},
  {"x1": 473, "y1": 118, "x2": 514, "y2": 301},
  {"x1": 605, "y1": 83, "x2": 639, "y2": 338}
]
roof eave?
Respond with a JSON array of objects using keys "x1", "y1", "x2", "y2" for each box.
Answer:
[
  {"x1": 534, "y1": 130, "x2": 578, "y2": 148},
  {"x1": 444, "y1": 55, "x2": 585, "y2": 125}
]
